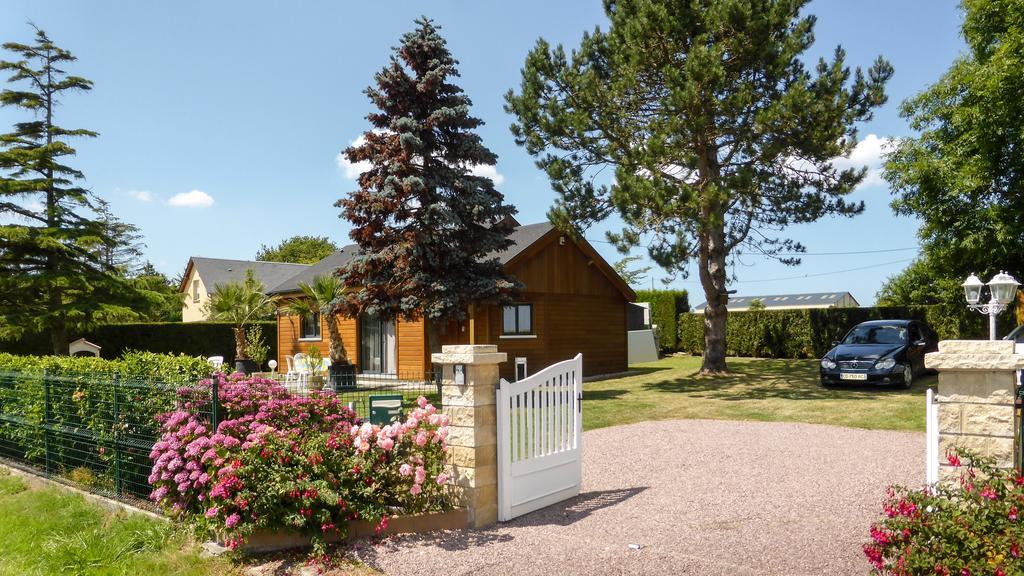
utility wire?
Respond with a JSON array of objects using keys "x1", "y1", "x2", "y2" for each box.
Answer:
[
  {"x1": 585, "y1": 236, "x2": 918, "y2": 257},
  {"x1": 671, "y1": 257, "x2": 915, "y2": 286}
]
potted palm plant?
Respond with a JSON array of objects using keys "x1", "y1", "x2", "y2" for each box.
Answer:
[
  {"x1": 203, "y1": 270, "x2": 277, "y2": 375},
  {"x1": 281, "y1": 274, "x2": 355, "y2": 388}
]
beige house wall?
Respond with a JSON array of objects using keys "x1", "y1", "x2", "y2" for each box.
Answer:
[{"x1": 181, "y1": 268, "x2": 211, "y2": 322}]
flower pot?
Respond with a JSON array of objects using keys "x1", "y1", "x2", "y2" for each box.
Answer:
[
  {"x1": 234, "y1": 359, "x2": 257, "y2": 375},
  {"x1": 329, "y1": 363, "x2": 357, "y2": 390}
]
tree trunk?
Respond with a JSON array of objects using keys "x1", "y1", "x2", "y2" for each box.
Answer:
[
  {"x1": 233, "y1": 327, "x2": 248, "y2": 361},
  {"x1": 49, "y1": 303, "x2": 68, "y2": 356},
  {"x1": 326, "y1": 314, "x2": 349, "y2": 364},
  {"x1": 698, "y1": 211, "x2": 729, "y2": 374}
]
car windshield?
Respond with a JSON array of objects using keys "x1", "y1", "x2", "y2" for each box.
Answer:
[{"x1": 842, "y1": 325, "x2": 907, "y2": 345}]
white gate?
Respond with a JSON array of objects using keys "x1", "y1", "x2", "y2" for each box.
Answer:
[{"x1": 496, "y1": 353, "x2": 583, "y2": 522}]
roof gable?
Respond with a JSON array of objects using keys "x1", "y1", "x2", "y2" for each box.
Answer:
[{"x1": 268, "y1": 222, "x2": 636, "y2": 300}]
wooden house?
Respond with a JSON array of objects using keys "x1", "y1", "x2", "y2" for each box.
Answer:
[{"x1": 267, "y1": 221, "x2": 636, "y2": 381}]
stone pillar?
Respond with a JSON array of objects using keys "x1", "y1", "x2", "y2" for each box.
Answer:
[
  {"x1": 432, "y1": 344, "x2": 506, "y2": 528},
  {"x1": 925, "y1": 340, "x2": 1023, "y2": 480}
]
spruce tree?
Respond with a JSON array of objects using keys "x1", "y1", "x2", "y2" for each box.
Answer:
[
  {"x1": 337, "y1": 17, "x2": 518, "y2": 344},
  {"x1": 506, "y1": 0, "x2": 892, "y2": 373},
  {"x1": 0, "y1": 27, "x2": 137, "y2": 353}
]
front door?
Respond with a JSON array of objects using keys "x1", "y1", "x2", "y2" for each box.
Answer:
[{"x1": 360, "y1": 314, "x2": 396, "y2": 375}]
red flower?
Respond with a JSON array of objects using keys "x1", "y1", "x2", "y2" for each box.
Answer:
[
  {"x1": 946, "y1": 453, "x2": 961, "y2": 467},
  {"x1": 1011, "y1": 543, "x2": 1020, "y2": 558},
  {"x1": 1009, "y1": 506, "x2": 1018, "y2": 521}
]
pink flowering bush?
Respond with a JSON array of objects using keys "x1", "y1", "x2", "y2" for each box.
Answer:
[
  {"x1": 865, "y1": 450, "x2": 1024, "y2": 576},
  {"x1": 149, "y1": 373, "x2": 452, "y2": 554}
]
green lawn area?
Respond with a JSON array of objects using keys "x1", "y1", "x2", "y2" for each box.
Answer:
[
  {"x1": 584, "y1": 355, "x2": 935, "y2": 432},
  {"x1": 0, "y1": 470, "x2": 236, "y2": 576}
]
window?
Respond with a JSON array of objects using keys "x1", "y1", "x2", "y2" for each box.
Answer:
[
  {"x1": 192, "y1": 280, "x2": 199, "y2": 303},
  {"x1": 300, "y1": 312, "x2": 321, "y2": 340},
  {"x1": 502, "y1": 304, "x2": 532, "y2": 335}
]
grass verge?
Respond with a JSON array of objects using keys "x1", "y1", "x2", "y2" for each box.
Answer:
[
  {"x1": 0, "y1": 469, "x2": 236, "y2": 576},
  {"x1": 584, "y1": 355, "x2": 934, "y2": 432}
]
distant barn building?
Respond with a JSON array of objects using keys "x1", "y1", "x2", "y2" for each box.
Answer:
[{"x1": 692, "y1": 291, "x2": 859, "y2": 313}]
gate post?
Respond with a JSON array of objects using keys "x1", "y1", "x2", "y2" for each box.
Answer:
[
  {"x1": 925, "y1": 340, "x2": 1024, "y2": 480},
  {"x1": 432, "y1": 344, "x2": 506, "y2": 528}
]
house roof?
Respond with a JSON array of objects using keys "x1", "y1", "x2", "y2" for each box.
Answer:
[
  {"x1": 267, "y1": 221, "x2": 635, "y2": 300},
  {"x1": 691, "y1": 291, "x2": 859, "y2": 310},
  {"x1": 179, "y1": 257, "x2": 311, "y2": 293}
]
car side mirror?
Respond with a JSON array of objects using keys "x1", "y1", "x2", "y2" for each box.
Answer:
[{"x1": 830, "y1": 340, "x2": 839, "y2": 347}]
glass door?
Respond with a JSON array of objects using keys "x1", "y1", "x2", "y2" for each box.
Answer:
[{"x1": 360, "y1": 313, "x2": 397, "y2": 375}]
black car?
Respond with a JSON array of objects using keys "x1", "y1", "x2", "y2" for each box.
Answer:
[{"x1": 819, "y1": 319, "x2": 938, "y2": 388}]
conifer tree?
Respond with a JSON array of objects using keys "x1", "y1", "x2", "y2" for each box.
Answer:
[
  {"x1": 337, "y1": 17, "x2": 518, "y2": 345},
  {"x1": 0, "y1": 26, "x2": 137, "y2": 353},
  {"x1": 506, "y1": 0, "x2": 892, "y2": 373}
]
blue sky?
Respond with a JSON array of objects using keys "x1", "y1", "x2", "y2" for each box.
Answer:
[{"x1": 0, "y1": 1, "x2": 965, "y2": 305}]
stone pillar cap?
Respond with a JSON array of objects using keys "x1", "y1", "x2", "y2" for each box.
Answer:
[
  {"x1": 926, "y1": 339, "x2": 1024, "y2": 371},
  {"x1": 432, "y1": 344, "x2": 507, "y2": 366}
]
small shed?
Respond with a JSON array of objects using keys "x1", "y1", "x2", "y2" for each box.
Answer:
[{"x1": 69, "y1": 338, "x2": 102, "y2": 358}]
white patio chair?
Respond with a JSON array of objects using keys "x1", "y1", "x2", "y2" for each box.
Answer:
[
  {"x1": 285, "y1": 353, "x2": 312, "y2": 393},
  {"x1": 207, "y1": 356, "x2": 224, "y2": 370}
]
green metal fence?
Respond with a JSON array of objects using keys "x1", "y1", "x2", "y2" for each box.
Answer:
[
  {"x1": 0, "y1": 368, "x2": 443, "y2": 508},
  {"x1": 0, "y1": 370, "x2": 210, "y2": 508}
]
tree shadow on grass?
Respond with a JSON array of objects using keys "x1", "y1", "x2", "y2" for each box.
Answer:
[
  {"x1": 639, "y1": 358, "x2": 937, "y2": 402},
  {"x1": 583, "y1": 388, "x2": 630, "y2": 402}
]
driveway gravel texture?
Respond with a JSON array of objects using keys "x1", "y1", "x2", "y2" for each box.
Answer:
[{"x1": 357, "y1": 419, "x2": 923, "y2": 576}]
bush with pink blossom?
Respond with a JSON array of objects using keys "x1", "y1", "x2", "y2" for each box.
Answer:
[
  {"x1": 149, "y1": 373, "x2": 452, "y2": 554},
  {"x1": 864, "y1": 449, "x2": 1024, "y2": 576}
]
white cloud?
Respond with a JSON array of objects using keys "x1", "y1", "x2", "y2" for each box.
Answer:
[
  {"x1": 128, "y1": 190, "x2": 154, "y2": 203},
  {"x1": 166, "y1": 189, "x2": 214, "y2": 208},
  {"x1": 335, "y1": 132, "x2": 506, "y2": 185},
  {"x1": 336, "y1": 134, "x2": 374, "y2": 180},
  {"x1": 832, "y1": 133, "x2": 893, "y2": 188}
]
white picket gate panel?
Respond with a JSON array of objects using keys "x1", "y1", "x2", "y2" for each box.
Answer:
[{"x1": 497, "y1": 353, "x2": 583, "y2": 522}]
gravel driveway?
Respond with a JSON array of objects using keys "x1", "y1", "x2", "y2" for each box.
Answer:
[{"x1": 358, "y1": 420, "x2": 923, "y2": 576}]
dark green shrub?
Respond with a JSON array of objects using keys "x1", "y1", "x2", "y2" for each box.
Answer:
[
  {"x1": 0, "y1": 322, "x2": 277, "y2": 364},
  {"x1": 635, "y1": 289, "x2": 689, "y2": 351},
  {"x1": 678, "y1": 304, "x2": 986, "y2": 358}
]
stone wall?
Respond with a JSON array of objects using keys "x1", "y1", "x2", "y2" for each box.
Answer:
[{"x1": 925, "y1": 339, "x2": 1023, "y2": 480}]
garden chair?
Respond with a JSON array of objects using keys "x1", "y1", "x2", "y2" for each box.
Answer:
[
  {"x1": 285, "y1": 353, "x2": 313, "y2": 393},
  {"x1": 207, "y1": 356, "x2": 224, "y2": 370}
]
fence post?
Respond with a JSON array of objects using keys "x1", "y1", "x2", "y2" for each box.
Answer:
[
  {"x1": 925, "y1": 339, "x2": 1024, "y2": 481},
  {"x1": 431, "y1": 344, "x2": 507, "y2": 529},
  {"x1": 112, "y1": 373, "x2": 122, "y2": 495},
  {"x1": 210, "y1": 374, "x2": 219, "y2": 432},
  {"x1": 43, "y1": 369, "x2": 51, "y2": 474}
]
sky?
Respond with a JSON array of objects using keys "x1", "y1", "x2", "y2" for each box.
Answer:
[{"x1": 0, "y1": 0, "x2": 966, "y2": 306}]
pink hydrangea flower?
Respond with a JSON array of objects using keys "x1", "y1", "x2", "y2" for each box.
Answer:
[
  {"x1": 410, "y1": 483, "x2": 422, "y2": 496},
  {"x1": 435, "y1": 473, "x2": 449, "y2": 485},
  {"x1": 205, "y1": 506, "x2": 219, "y2": 518},
  {"x1": 414, "y1": 466, "x2": 426, "y2": 484},
  {"x1": 417, "y1": 396, "x2": 428, "y2": 408},
  {"x1": 399, "y1": 463, "x2": 413, "y2": 477},
  {"x1": 225, "y1": 513, "x2": 241, "y2": 528},
  {"x1": 414, "y1": 431, "x2": 428, "y2": 447}
]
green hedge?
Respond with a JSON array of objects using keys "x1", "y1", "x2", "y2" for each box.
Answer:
[
  {"x1": 0, "y1": 351, "x2": 215, "y2": 498},
  {"x1": 635, "y1": 289, "x2": 690, "y2": 351},
  {"x1": 0, "y1": 322, "x2": 276, "y2": 363},
  {"x1": 677, "y1": 305, "x2": 987, "y2": 359}
]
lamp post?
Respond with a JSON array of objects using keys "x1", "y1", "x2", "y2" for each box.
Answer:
[{"x1": 962, "y1": 271, "x2": 1020, "y2": 340}]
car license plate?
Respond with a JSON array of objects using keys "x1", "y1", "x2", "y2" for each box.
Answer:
[{"x1": 840, "y1": 373, "x2": 867, "y2": 381}]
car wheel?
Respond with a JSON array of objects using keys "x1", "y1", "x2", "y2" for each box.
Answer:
[
  {"x1": 820, "y1": 378, "x2": 834, "y2": 388},
  {"x1": 902, "y1": 365, "x2": 913, "y2": 389}
]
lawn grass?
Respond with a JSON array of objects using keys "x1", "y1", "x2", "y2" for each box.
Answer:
[
  {"x1": 0, "y1": 470, "x2": 236, "y2": 576},
  {"x1": 584, "y1": 355, "x2": 935, "y2": 432}
]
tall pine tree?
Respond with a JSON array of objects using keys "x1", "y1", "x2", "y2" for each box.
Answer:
[
  {"x1": 0, "y1": 26, "x2": 137, "y2": 353},
  {"x1": 506, "y1": 0, "x2": 892, "y2": 373},
  {"x1": 337, "y1": 17, "x2": 518, "y2": 345}
]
